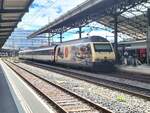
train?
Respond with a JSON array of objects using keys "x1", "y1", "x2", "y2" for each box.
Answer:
[
  {"x1": 118, "y1": 40, "x2": 147, "y2": 63},
  {"x1": 19, "y1": 36, "x2": 116, "y2": 70}
]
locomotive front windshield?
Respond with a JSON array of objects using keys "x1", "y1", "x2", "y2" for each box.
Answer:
[{"x1": 94, "y1": 43, "x2": 112, "y2": 52}]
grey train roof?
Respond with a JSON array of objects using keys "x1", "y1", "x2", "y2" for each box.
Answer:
[
  {"x1": 20, "y1": 36, "x2": 109, "y2": 52},
  {"x1": 59, "y1": 36, "x2": 109, "y2": 45}
]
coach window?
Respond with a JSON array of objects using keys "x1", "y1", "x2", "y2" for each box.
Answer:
[
  {"x1": 46, "y1": 50, "x2": 48, "y2": 55},
  {"x1": 41, "y1": 50, "x2": 43, "y2": 55},
  {"x1": 58, "y1": 47, "x2": 60, "y2": 55},
  {"x1": 49, "y1": 49, "x2": 52, "y2": 55},
  {"x1": 50, "y1": 49, "x2": 54, "y2": 55}
]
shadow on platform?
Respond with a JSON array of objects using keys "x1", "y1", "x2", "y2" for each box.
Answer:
[{"x1": 0, "y1": 66, "x2": 18, "y2": 113}]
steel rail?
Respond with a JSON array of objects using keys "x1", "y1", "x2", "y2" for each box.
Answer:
[
  {"x1": 4, "y1": 60, "x2": 112, "y2": 113},
  {"x1": 21, "y1": 60, "x2": 150, "y2": 100}
]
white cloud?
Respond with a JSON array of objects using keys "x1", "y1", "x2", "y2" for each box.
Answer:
[
  {"x1": 4, "y1": 0, "x2": 134, "y2": 49},
  {"x1": 17, "y1": 0, "x2": 87, "y2": 30}
]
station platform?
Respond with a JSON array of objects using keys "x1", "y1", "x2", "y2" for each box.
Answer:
[
  {"x1": 117, "y1": 64, "x2": 150, "y2": 75},
  {"x1": 0, "y1": 59, "x2": 55, "y2": 113},
  {"x1": 0, "y1": 65, "x2": 19, "y2": 113}
]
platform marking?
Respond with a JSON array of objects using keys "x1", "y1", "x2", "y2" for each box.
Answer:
[
  {"x1": 0, "y1": 60, "x2": 33, "y2": 113},
  {"x1": 0, "y1": 60, "x2": 54, "y2": 113}
]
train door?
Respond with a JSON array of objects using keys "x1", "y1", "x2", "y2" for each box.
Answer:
[
  {"x1": 55, "y1": 45, "x2": 64, "y2": 63},
  {"x1": 138, "y1": 48, "x2": 146, "y2": 63},
  {"x1": 53, "y1": 45, "x2": 58, "y2": 63}
]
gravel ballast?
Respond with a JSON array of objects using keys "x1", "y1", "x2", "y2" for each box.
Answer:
[{"x1": 16, "y1": 62, "x2": 150, "y2": 113}]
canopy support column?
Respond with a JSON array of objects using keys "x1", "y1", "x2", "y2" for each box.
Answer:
[
  {"x1": 147, "y1": 9, "x2": 150, "y2": 65},
  {"x1": 48, "y1": 33, "x2": 51, "y2": 46},
  {"x1": 79, "y1": 26, "x2": 82, "y2": 39},
  {"x1": 60, "y1": 32, "x2": 63, "y2": 43},
  {"x1": 114, "y1": 15, "x2": 118, "y2": 63}
]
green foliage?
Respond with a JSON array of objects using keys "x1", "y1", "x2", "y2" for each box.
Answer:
[{"x1": 116, "y1": 95, "x2": 126, "y2": 102}]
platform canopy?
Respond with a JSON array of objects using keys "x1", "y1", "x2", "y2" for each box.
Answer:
[
  {"x1": 0, "y1": 0, "x2": 34, "y2": 48},
  {"x1": 27, "y1": 0, "x2": 149, "y2": 40},
  {"x1": 98, "y1": 5, "x2": 149, "y2": 40}
]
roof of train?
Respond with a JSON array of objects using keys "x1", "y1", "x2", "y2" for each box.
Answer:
[
  {"x1": 19, "y1": 46, "x2": 55, "y2": 53},
  {"x1": 118, "y1": 40, "x2": 146, "y2": 45},
  {"x1": 59, "y1": 36, "x2": 109, "y2": 45},
  {"x1": 118, "y1": 40, "x2": 146, "y2": 49},
  {"x1": 19, "y1": 36, "x2": 109, "y2": 53}
]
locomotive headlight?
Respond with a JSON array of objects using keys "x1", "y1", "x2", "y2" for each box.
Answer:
[
  {"x1": 95, "y1": 59, "x2": 101, "y2": 62},
  {"x1": 104, "y1": 57, "x2": 107, "y2": 60}
]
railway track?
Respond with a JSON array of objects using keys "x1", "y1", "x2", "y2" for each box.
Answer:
[
  {"x1": 21, "y1": 60, "x2": 150, "y2": 83},
  {"x1": 106, "y1": 71, "x2": 150, "y2": 84},
  {"x1": 20, "y1": 60, "x2": 150, "y2": 100},
  {"x1": 4, "y1": 60, "x2": 112, "y2": 113}
]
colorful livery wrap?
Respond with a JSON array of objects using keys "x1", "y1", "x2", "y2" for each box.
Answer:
[{"x1": 19, "y1": 36, "x2": 115, "y2": 70}]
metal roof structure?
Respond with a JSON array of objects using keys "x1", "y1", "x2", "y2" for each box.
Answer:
[
  {"x1": 0, "y1": 0, "x2": 34, "y2": 48},
  {"x1": 27, "y1": 0, "x2": 149, "y2": 40},
  {"x1": 98, "y1": 3, "x2": 149, "y2": 40}
]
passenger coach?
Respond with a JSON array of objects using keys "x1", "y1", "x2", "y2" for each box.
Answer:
[{"x1": 19, "y1": 36, "x2": 115, "y2": 70}]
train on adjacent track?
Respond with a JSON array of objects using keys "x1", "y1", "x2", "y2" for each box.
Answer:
[
  {"x1": 118, "y1": 40, "x2": 147, "y2": 63},
  {"x1": 19, "y1": 36, "x2": 116, "y2": 70}
]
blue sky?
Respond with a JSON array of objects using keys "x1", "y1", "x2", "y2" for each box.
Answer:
[
  {"x1": 4, "y1": 0, "x2": 133, "y2": 49},
  {"x1": 17, "y1": 0, "x2": 87, "y2": 30},
  {"x1": 16, "y1": 0, "x2": 119, "y2": 41}
]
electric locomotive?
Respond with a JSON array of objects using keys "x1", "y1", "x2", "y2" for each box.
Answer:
[{"x1": 19, "y1": 36, "x2": 115, "y2": 70}]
